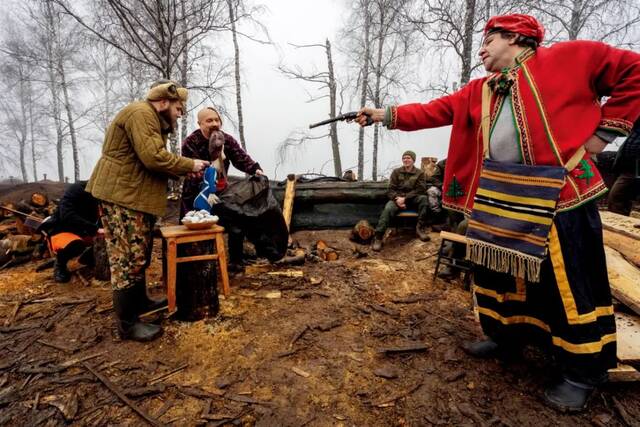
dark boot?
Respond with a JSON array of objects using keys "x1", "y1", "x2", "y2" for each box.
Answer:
[
  {"x1": 371, "y1": 233, "x2": 383, "y2": 251},
  {"x1": 53, "y1": 259, "x2": 71, "y2": 283},
  {"x1": 113, "y1": 287, "x2": 162, "y2": 342},
  {"x1": 53, "y1": 240, "x2": 86, "y2": 283},
  {"x1": 544, "y1": 378, "x2": 594, "y2": 412},
  {"x1": 133, "y1": 279, "x2": 167, "y2": 314},
  {"x1": 77, "y1": 247, "x2": 95, "y2": 267},
  {"x1": 228, "y1": 231, "x2": 245, "y2": 266},
  {"x1": 416, "y1": 221, "x2": 431, "y2": 242},
  {"x1": 462, "y1": 339, "x2": 521, "y2": 361}
]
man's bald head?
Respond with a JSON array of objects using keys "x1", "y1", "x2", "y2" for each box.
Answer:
[{"x1": 197, "y1": 107, "x2": 222, "y2": 138}]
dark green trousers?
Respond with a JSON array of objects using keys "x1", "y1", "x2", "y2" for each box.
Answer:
[{"x1": 375, "y1": 195, "x2": 429, "y2": 235}]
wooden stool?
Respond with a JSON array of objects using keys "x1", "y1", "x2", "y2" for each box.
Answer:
[
  {"x1": 160, "y1": 225, "x2": 230, "y2": 314},
  {"x1": 392, "y1": 210, "x2": 418, "y2": 233},
  {"x1": 433, "y1": 231, "x2": 473, "y2": 286}
]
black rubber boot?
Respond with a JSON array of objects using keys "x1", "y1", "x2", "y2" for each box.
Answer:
[
  {"x1": 53, "y1": 259, "x2": 71, "y2": 283},
  {"x1": 544, "y1": 378, "x2": 594, "y2": 412},
  {"x1": 53, "y1": 240, "x2": 86, "y2": 283},
  {"x1": 133, "y1": 279, "x2": 167, "y2": 314},
  {"x1": 462, "y1": 339, "x2": 521, "y2": 361},
  {"x1": 113, "y1": 287, "x2": 162, "y2": 342}
]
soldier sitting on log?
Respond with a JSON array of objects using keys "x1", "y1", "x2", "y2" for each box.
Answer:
[
  {"x1": 371, "y1": 150, "x2": 432, "y2": 251},
  {"x1": 37, "y1": 181, "x2": 100, "y2": 283}
]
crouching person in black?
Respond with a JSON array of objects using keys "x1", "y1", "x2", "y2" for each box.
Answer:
[{"x1": 38, "y1": 181, "x2": 100, "y2": 282}]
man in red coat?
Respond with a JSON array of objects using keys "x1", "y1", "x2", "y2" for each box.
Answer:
[{"x1": 356, "y1": 14, "x2": 640, "y2": 412}]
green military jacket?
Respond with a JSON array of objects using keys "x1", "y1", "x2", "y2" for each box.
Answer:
[
  {"x1": 387, "y1": 166, "x2": 427, "y2": 201},
  {"x1": 86, "y1": 101, "x2": 194, "y2": 216}
]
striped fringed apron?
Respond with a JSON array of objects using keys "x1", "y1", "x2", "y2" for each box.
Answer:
[{"x1": 465, "y1": 80, "x2": 586, "y2": 282}]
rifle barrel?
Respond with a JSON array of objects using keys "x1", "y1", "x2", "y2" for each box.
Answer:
[{"x1": 308, "y1": 112, "x2": 359, "y2": 129}]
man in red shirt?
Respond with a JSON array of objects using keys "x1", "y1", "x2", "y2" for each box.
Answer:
[{"x1": 356, "y1": 14, "x2": 640, "y2": 411}]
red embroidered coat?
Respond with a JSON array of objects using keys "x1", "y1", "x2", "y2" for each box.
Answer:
[{"x1": 389, "y1": 41, "x2": 640, "y2": 213}]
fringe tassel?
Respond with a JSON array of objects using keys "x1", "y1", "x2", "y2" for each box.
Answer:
[{"x1": 466, "y1": 239, "x2": 543, "y2": 283}]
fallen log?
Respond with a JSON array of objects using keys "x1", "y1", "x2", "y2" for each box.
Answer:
[
  {"x1": 30, "y1": 192, "x2": 48, "y2": 208},
  {"x1": 320, "y1": 248, "x2": 339, "y2": 261},
  {"x1": 350, "y1": 220, "x2": 375, "y2": 244},
  {"x1": 605, "y1": 247, "x2": 640, "y2": 316},
  {"x1": 603, "y1": 230, "x2": 640, "y2": 269},
  {"x1": 600, "y1": 210, "x2": 640, "y2": 240}
]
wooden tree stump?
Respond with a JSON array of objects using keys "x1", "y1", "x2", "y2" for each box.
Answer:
[
  {"x1": 350, "y1": 219, "x2": 375, "y2": 244},
  {"x1": 175, "y1": 241, "x2": 219, "y2": 321},
  {"x1": 93, "y1": 235, "x2": 111, "y2": 281},
  {"x1": 30, "y1": 192, "x2": 49, "y2": 208}
]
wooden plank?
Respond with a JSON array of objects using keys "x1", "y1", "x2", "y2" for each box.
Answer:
[
  {"x1": 605, "y1": 246, "x2": 640, "y2": 316},
  {"x1": 160, "y1": 225, "x2": 223, "y2": 239},
  {"x1": 282, "y1": 174, "x2": 296, "y2": 232},
  {"x1": 440, "y1": 231, "x2": 467, "y2": 244},
  {"x1": 609, "y1": 363, "x2": 640, "y2": 382},
  {"x1": 600, "y1": 210, "x2": 640, "y2": 240},
  {"x1": 176, "y1": 254, "x2": 218, "y2": 263},
  {"x1": 603, "y1": 230, "x2": 640, "y2": 269},
  {"x1": 615, "y1": 312, "x2": 640, "y2": 363}
]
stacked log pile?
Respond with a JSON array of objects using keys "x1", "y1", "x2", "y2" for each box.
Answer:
[
  {"x1": 600, "y1": 211, "x2": 640, "y2": 381},
  {"x1": 0, "y1": 192, "x2": 55, "y2": 270}
]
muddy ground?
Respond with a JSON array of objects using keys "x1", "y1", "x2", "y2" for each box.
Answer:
[{"x1": 1, "y1": 223, "x2": 639, "y2": 427}]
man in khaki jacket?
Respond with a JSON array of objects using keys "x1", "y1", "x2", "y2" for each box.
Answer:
[{"x1": 87, "y1": 80, "x2": 208, "y2": 342}]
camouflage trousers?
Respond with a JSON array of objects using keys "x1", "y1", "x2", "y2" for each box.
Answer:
[
  {"x1": 426, "y1": 186, "x2": 442, "y2": 214},
  {"x1": 99, "y1": 201, "x2": 156, "y2": 290}
]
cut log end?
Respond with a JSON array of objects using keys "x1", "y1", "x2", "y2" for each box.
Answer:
[{"x1": 30, "y1": 192, "x2": 49, "y2": 208}]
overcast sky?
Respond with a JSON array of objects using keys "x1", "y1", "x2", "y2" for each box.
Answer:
[
  {"x1": 2, "y1": 0, "x2": 623, "y2": 182},
  {"x1": 4, "y1": 0, "x2": 452, "y2": 182}
]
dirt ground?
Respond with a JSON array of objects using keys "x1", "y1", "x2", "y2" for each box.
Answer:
[{"x1": 1, "y1": 225, "x2": 639, "y2": 427}]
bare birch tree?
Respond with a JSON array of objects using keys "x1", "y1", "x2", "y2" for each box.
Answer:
[
  {"x1": 0, "y1": 59, "x2": 31, "y2": 182},
  {"x1": 54, "y1": 0, "x2": 228, "y2": 79},
  {"x1": 357, "y1": 0, "x2": 372, "y2": 181},
  {"x1": 530, "y1": 0, "x2": 640, "y2": 47},
  {"x1": 368, "y1": 0, "x2": 417, "y2": 180},
  {"x1": 279, "y1": 40, "x2": 344, "y2": 177}
]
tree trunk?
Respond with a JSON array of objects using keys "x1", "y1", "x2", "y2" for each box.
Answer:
[
  {"x1": 371, "y1": 6, "x2": 386, "y2": 181},
  {"x1": 460, "y1": 0, "x2": 476, "y2": 85},
  {"x1": 59, "y1": 62, "x2": 80, "y2": 181},
  {"x1": 358, "y1": 0, "x2": 371, "y2": 180},
  {"x1": 28, "y1": 81, "x2": 37, "y2": 182},
  {"x1": 325, "y1": 39, "x2": 342, "y2": 177},
  {"x1": 46, "y1": 66, "x2": 64, "y2": 182},
  {"x1": 178, "y1": 0, "x2": 190, "y2": 150},
  {"x1": 18, "y1": 76, "x2": 29, "y2": 183},
  {"x1": 228, "y1": 0, "x2": 247, "y2": 150},
  {"x1": 175, "y1": 241, "x2": 219, "y2": 321},
  {"x1": 568, "y1": 0, "x2": 582, "y2": 40}
]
